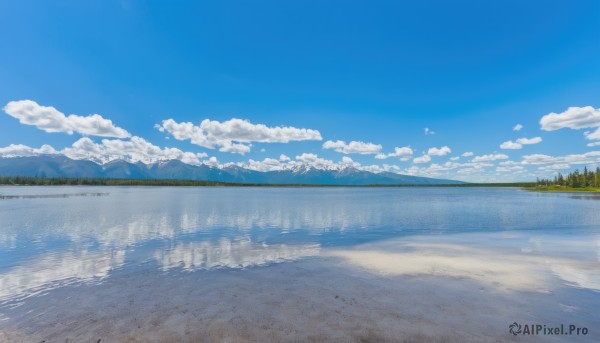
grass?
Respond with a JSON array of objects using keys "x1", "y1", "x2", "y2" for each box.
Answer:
[{"x1": 527, "y1": 185, "x2": 600, "y2": 193}]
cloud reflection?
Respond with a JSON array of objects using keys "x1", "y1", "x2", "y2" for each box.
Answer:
[
  {"x1": 327, "y1": 234, "x2": 600, "y2": 292},
  {"x1": 0, "y1": 249, "x2": 124, "y2": 304},
  {"x1": 154, "y1": 238, "x2": 320, "y2": 271}
]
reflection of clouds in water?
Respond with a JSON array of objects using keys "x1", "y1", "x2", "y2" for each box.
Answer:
[
  {"x1": 0, "y1": 249, "x2": 125, "y2": 303},
  {"x1": 154, "y1": 238, "x2": 320, "y2": 271},
  {"x1": 76, "y1": 206, "x2": 369, "y2": 248},
  {"x1": 328, "y1": 234, "x2": 600, "y2": 292},
  {"x1": 551, "y1": 265, "x2": 600, "y2": 292},
  {"x1": 0, "y1": 233, "x2": 17, "y2": 249},
  {"x1": 0, "y1": 199, "x2": 382, "y2": 248}
]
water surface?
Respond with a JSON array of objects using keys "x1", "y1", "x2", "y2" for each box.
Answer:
[{"x1": 0, "y1": 186, "x2": 598, "y2": 342}]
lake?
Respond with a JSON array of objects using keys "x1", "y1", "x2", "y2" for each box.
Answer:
[{"x1": 0, "y1": 186, "x2": 599, "y2": 342}]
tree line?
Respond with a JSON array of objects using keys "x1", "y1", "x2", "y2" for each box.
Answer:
[{"x1": 536, "y1": 167, "x2": 600, "y2": 188}]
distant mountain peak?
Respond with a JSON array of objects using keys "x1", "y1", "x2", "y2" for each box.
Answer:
[{"x1": 0, "y1": 155, "x2": 464, "y2": 185}]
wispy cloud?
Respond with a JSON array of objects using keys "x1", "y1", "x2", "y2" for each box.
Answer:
[
  {"x1": 322, "y1": 140, "x2": 382, "y2": 154},
  {"x1": 471, "y1": 153, "x2": 509, "y2": 162}
]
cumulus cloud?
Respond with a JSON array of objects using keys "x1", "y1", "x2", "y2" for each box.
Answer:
[
  {"x1": 427, "y1": 146, "x2": 451, "y2": 156},
  {"x1": 500, "y1": 137, "x2": 542, "y2": 150},
  {"x1": 522, "y1": 151, "x2": 600, "y2": 167},
  {"x1": 375, "y1": 146, "x2": 413, "y2": 160},
  {"x1": 157, "y1": 118, "x2": 322, "y2": 154},
  {"x1": 0, "y1": 144, "x2": 58, "y2": 157},
  {"x1": 424, "y1": 128, "x2": 435, "y2": 135},
  {"x1": 61, "y1": 136, "x2": 208, "y2": 165},
  {"x1": 513, "y1": 124, "x2": 523, "y2": 131},
  {"x1": 586, "y1": 128, "x2": 600, "y2": 141},
  {"x1": 413, "y1": 155, "x2": 431, "y2": 164},
  {"x1": 450, "y1": 157, "x2": 460, "y2": 161},
  {"x1": 202, "y1": 156, "x2": 220, "y2": 168},
  {"x1": 540, "y1": 106, "x2": 600, "y2": 142},
  {"x1": 540, "y1": 106, "x2": 600, "y2": 131},
  {"x1": 516, "y1": 137, "x2": 542, "y2": 145},
  {"x1": 496, "y1": 165, "x2": 525, "y2": 172},
  {"x1": 3, "y1": 100, "x2": 131, "y2": 138},
  {"x1": 322, "y1": 140, "x2": 382, "y2": 154},
  {"x1": 587, "y1": 142, "x2": 600, "y2": 147},
  {"x1": 462, "y1": 152, "x2": 474, "y2": 157},
  {"x1": 471, "y1": 154, "x2": 509, "y2": 162},
  {"x1": 500, "y1": 141, "x2": 522, "y2": 150},
  {"x1": 237, "y1": 153, "x2": 403, "y2": 174},
  {"x1": 279, "y1": 154, "x2": 291, "y2": 161}
]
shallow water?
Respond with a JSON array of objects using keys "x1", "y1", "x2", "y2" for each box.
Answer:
[{"x1": 0, "y1": 186, "x2": 598, "y2": 342}]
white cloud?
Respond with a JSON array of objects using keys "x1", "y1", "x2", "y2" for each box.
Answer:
[
  {"x1": 540, "y1": 106, "x2": 600, "y2": 131},
  {"x1": 513, "y1": 124, "x2": 523, "y2": 131},
  {"x1": 3, "y1": 100, "x2": 131, "y2": 138},
  {"x1": 450, "y1": 156, "x2": 460, "y2": 161},
  {"x1": 537, "y1": 164, "x2": 570, "y2": 171},
  {"x1": 499, "y1": 160, "x2": 519, "y2": 166},
  {"x1": 427, "y1": 146, "x2": 451, "y2": 156},
  {"x1": 496, "y1": 165, "x2": 524, "y2": 172},
  {"x1": 237, "y1": 153, "x2": 412, "y2": 175},
  {"x1": 62, "y1": 136, "x2": 208, "y2": 165},
  {"x1": 244, "y1": 158, "x2": 283, "y2": 172},
  {"x1": 500, "y1": 137, "x2": 542, "y2": 150},
  {"x1": 202, "y1": 156, "x2": 220, "y2": 168},
  {"x1": 341, "y1": 156, "x2": 361, "y2": 168},
  {"x1": 293, "y1": 153, "x2": 339, "y2": 170},
  {"x1": 461, "y1": 152, "x2": 474, "y2": 157},
  {"x1": 500, "y1": 141, "x2": 522, "y2": 150},
  {"x1": 375, "y1": 146, "x2": 413, "y2": 160},
  {"x1": 471, "y1": 154, "x2": 509, "y2": 162},
  {"x1": 540, "y1": 106, "x2": 600, "y2": 142},
  {"x1": 279, "y1": 154, "x2": 291, "y2": 162},
  {"x1": 157, "y1": 118, "x2": 322, "y2": 154},
  {"x1": 587, "y1": 142, "x2": 600, "y2": 147},
  {"x1": 322, "y1": 140, "x2": 382, "y2": 154},
  {"x1": 413, "y1": 155, "x2": 431, "y2": 164},
  {"x1": 0, "y1": 144, "x2": 58, "y2": 157},
  {"x1": 516, "y1": 137, "x2": 542, "y2": 145},
  {"x1": 424, "y1": 128, "x2": 435, "y2": 135},
  {"x1": 585, "y1": 128, "x2": 600, "y2": 141},
  {"x1": 522, "y1": 151, "x2": 600, "y2": 167}
]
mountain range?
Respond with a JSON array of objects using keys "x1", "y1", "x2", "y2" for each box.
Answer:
[{"x1": 0, "y1": 155, "x2": 464, "y2": 185}]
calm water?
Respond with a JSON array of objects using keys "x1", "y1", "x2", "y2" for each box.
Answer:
[{"x1": 0, "y1": 186, "x2": 599, "y2": 341}]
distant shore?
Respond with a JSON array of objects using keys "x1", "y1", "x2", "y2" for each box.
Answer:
[
  {"x1": 527, "y1": 185, "x2": 600, "y2": 193},
  {"x1": 0, "y1": 176, "x2": 535, "y2": 188}
]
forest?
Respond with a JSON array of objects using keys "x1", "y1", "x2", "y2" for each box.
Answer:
[
  {"x1": 535, "y1": 167, "x2": 600, "y2": 189},
  {"x1": 0, "y1": 176, "x2": 535, "y2": 187}
]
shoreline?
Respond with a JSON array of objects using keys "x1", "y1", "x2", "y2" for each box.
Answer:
[{"x1": 0, "y1": 176, "x2": 533, "y2": 188}]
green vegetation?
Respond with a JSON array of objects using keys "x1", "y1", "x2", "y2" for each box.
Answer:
[
  {"x1": 0, "y1": 177, "x2": 259, "y2": 187},
  {"x1": 0, "y1": 176, "x2": 536, "y2": 187},
  {"x1": 532, "y1": 167, "x2": 600, "y2": 193}
]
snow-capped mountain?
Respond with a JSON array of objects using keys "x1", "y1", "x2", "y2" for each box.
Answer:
[{"x1": 0, "y1": 155, "x2": 464, "y2": 185}]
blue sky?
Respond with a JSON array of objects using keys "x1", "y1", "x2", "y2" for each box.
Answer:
[{"x1": 1, "y1": 0, "x2": 599, "y2": 182}]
